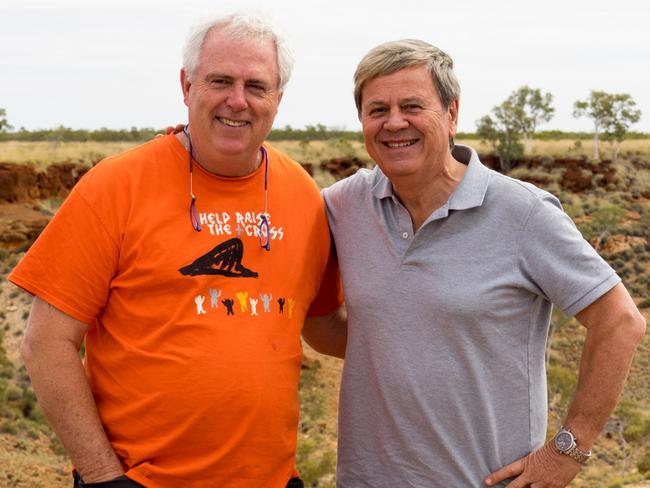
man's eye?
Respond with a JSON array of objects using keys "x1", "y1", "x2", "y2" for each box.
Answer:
[
  {"x1": 248, "y1": 84, "x2": 267, "y2": 93},
  {"x1": 211, "y1": 79, "x2": 229, "y2": 86},
  {"x1": 404, "y1": 104, "x2": 421, "y2": 111},
  {"x1": 368, "y1": 107, "x2": 386, "y2": 116}
]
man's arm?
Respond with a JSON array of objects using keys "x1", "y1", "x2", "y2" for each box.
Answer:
[
  {"x1": 21, "y1": 296, "x2": 124, "y2": 483},
  {"x1": 302, "y1": 305, "x2": 347, "y2": 359},
  {"x1": 486, "y1": 283, "x2": 646, "y2": 487}
]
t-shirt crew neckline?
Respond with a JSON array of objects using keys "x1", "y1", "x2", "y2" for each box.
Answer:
[{"x1": 167, "y1": 133, "x2": 268, "y2": 183}]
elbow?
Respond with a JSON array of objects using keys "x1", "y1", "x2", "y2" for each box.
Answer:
[
  {"x1": 20, "y1": 332, "x2": 37, "y2": 371},
  {"x1": 619, "y1": 307, "x2": 647, "y2": 348},
  {"x1": 631, "y1": 309, "x2": 647, "y2": 345}
]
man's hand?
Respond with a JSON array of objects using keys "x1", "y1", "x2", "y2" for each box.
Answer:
[
  {"x1": 165, "y1": 124, "x2": 185, "y2": 135},
  {"x1": 485, "y1": 441, "x2": 581, "y2": 487},
  {"x1": 302, "y1": 305, "x2": 347, "y2": 359},
  {"x1": 155, "y1": 124, "x2": 185, "y2": 137},
  {"x1": 21, "y1": 297, "x2": 124, "y2": 482}
]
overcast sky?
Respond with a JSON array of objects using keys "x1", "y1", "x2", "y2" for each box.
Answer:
[{"x1": 2, "y1": 0, "x2": 649, "y2": 133}]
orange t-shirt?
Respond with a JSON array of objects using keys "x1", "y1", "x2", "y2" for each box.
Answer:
[{"x1": 9, "y1": 135, "x2": 342, "y2": 488}]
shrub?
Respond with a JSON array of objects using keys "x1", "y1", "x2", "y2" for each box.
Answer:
[
  {"x1": 615, "y1": 398, "x2": 650, "y2": 442},
  {"x1": 5, "y1": 384, "x2": 22, "y2": 403},
  {"x1": 607, "y1": 478, "x2": 623, "y2": 488},
  {"x1": 547, "y1": 363, "x2": 577, "y2": 407},
  {"x1": 0, "y1": 419, "x2": 18, "y2": 435},
  {"x1": 638, "y1": 448, "x2": 650, "y2": 475}
]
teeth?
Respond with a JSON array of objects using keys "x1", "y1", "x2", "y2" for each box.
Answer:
[
  {"x1": 219, "y1": 117, "x2": 247, "y2": 127},
  {"x1": 386, "y1": 141, "x2": 415, "y2": 148}
]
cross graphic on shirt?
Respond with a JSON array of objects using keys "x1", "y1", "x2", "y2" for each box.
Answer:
[{"x1": 235, "y1": 223, "x2": 244, "y2": 238}]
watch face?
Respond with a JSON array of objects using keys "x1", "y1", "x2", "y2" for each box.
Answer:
[{"x1": 555, "y1": 431, "x2": 574, "y2": 451}]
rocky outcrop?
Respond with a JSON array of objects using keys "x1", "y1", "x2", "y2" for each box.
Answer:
[
  {"x1": 0, "y1": 162, "x2": 88, "y2": 204},
  {"x1": 320, "y1": 157, "x2": 368, "y2": 180},
  {"x1": 0, "y1": 162, "x2": 88, "y2": 249}
]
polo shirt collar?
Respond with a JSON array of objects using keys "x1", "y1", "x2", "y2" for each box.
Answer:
[
  {"x1": 371, "y1": 144, "x2": 491, "y2": 211},
  {"x1": 447, "y1": 144, "x2": 490, "y2": 210}
]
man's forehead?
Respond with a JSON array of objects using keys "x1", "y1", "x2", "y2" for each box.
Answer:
[
  {"x1": 196, "y1": 30, "x2": 279, "y2": 81},
  {"x1": 362, "y1": 75, "x2": 435, "y2": 105}
]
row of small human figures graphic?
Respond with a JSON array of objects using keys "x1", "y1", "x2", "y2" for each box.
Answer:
[{"x1": 194, "y1": 290, "x2": 296, "y2": 317}]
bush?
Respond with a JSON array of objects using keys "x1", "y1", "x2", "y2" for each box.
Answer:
[
  {"x1": 615, "y1": 398, "x2": 650, "y2": 442},
  {"x1": 638, "y1": 448, "x2": 650, "y2": 475},
  {"x1": 298, "y1": 449, "x2": 336, "y2": 487},
  {"x1": 5, "y1": 384, "x2": 22, "y2": 403},
  {"x1": 0, "y1": 419, "x2": 18, "y2": 435},
  {"x1": 607, "y1": 478, "x2": 624, "y2": 488},
  {"x1": 624, "y1": 419, "x2": 650, "y2": 442},
  {"x1": 547, "y1": 363, "x2": 577, "y2": 407}
]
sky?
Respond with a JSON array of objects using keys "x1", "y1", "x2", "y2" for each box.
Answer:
[{"x1": 2, "y1": 0, "x2": 649, "y2": 134}]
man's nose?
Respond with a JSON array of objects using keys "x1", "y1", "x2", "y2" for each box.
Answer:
[
  {"x1": 227, "y1": 84, "x2": 248, "y2": 111},
  {"x1": 383, "y1": 110, "x2": 409, "y2": 131}
]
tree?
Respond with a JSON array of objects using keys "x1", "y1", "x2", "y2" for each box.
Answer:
[
  {"x1": 0, "y1": 108, "x2": 12, "y2": 132},
  {"x1": 506, "y1": 86, "x2": 554, "y2": 153},
  {"x1": 573, "y1": 91, "x2": 641, "y2": 160},
  {"x1": 476, "y1": 86, "x2": 553, "y2": 171},
  {"x1": 476, "y1": 99, "x2": 524, "y2": 172}
]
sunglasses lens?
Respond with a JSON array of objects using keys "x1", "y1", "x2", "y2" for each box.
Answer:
[
  {"x1": 190, "y1": 197, "x2": 201, "y2": 232},
  {"x1": 259, "y1": 216, "x2": 270, "y2": 251}
]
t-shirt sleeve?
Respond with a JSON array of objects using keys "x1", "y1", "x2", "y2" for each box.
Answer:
[
  {"x1": 517, "y1": 195, "x2": 620, "y2": 317},
  {"x1": 8, "y1": 181, "x2": 120, "y2": 324}
]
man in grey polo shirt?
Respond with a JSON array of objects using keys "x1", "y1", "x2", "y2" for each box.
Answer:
[{"x1": 303, "y1": 39, "x2": 646, "y2": 487}]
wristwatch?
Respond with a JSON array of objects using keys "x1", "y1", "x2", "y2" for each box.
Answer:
[{"x1": 553, "y1": 427, "x2": 592, "y2": 464}]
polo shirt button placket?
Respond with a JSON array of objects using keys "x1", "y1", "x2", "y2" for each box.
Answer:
[{"x1": 401, "y1": 232, "x2": 409, "y2": 240}]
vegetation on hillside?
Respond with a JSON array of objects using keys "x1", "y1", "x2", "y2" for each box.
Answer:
[{"x1": 0, "y1": 138, "x2": 648, "y2": 486}]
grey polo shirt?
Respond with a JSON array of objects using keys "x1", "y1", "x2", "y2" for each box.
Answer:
[{"x1": 323, "y1": 145, "x2": 620, "y2": 487}]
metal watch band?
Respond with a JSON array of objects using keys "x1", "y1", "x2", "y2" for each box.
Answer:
[{"x1": 566, "y1": 444, "x2": 592, "y2": 464}]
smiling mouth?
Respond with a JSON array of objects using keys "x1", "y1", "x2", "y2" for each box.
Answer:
[
  {"x1": 217, "y1": 117, "x2": 248, "y2": 127},
  {"x1": 383, "y1": 140, "x2": 417, "y2": 148}
]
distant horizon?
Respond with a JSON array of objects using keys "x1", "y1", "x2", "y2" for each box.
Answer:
[{"x1": 2, "y1": 124, "x2": 649, "y2": 137}]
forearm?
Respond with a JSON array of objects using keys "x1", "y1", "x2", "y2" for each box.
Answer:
[
  {"x1": 302, "y1": 305, "x2": 347, "y2": 359},
  {"x1": 22, "y1": 313, "x2": 123, "y2": 482},
  {"x1": 564, "y1": 306, "x2": 645, "y2": 448}
]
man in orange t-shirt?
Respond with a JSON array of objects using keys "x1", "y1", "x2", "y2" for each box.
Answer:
[{"x1": 9, "y1": 13, "x2": 343, "y2": 488}]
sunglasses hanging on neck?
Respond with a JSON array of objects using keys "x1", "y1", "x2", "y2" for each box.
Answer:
[{"x1": 182, "y1": 125, "x2": 271, "y2": 251}]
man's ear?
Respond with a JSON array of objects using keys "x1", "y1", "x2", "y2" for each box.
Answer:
[
  {"x1": 272, "y1": 90, "x2": 284, "y2": 116},
  {"x1": 448, "y1": 98, "x2": 459, "y2": 138},
  {"x1": 181, "y1": 68, "x2": 191, "y2": 107}
]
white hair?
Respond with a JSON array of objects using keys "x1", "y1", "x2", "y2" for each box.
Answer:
[{"x1": 182, "y1": 12, "x2": 294, "y2": 90}]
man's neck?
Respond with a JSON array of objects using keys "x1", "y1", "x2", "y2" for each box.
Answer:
[
  {"x1": 392, "y1": 155, "x2": 467, "y2": 232},
  {"x1": 175, "y1": 132, "x2": 262, "y2": 178}
]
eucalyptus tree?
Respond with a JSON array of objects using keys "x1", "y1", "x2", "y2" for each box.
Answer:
[{"x1": 573, "y1": 91, "x2": 641, "y2": 160}]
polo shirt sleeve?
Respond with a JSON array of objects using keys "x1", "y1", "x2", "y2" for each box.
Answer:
[
  {"x1": 516, "y1": 194, "x2": 620, "y2": 317},
  {"x1": 8, "y1": 177, "x2": 120, "y2": 325}
]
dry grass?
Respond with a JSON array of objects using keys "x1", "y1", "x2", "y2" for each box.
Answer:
[
  {"x1": 270, "y1": 139, "x2": 368, "y2": 164},
  {"x1": 0, "y1": 141, "x2": 139, "y2": 168},
  {"x1": 2, "y1": 138, "x2": 649, "y2": 168},
  {"x1": 1, "y1": 137, "x2": 649, "y2": 487},
  {"x1": 0, "y1": 433, "x2": 69, "y2": 488},
  {"x1": 528, "y1": 138, "x2": 650, "y2": 158},
  {"x1": 458, "y1": 138, "x2": 650, "y2": 159}
]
